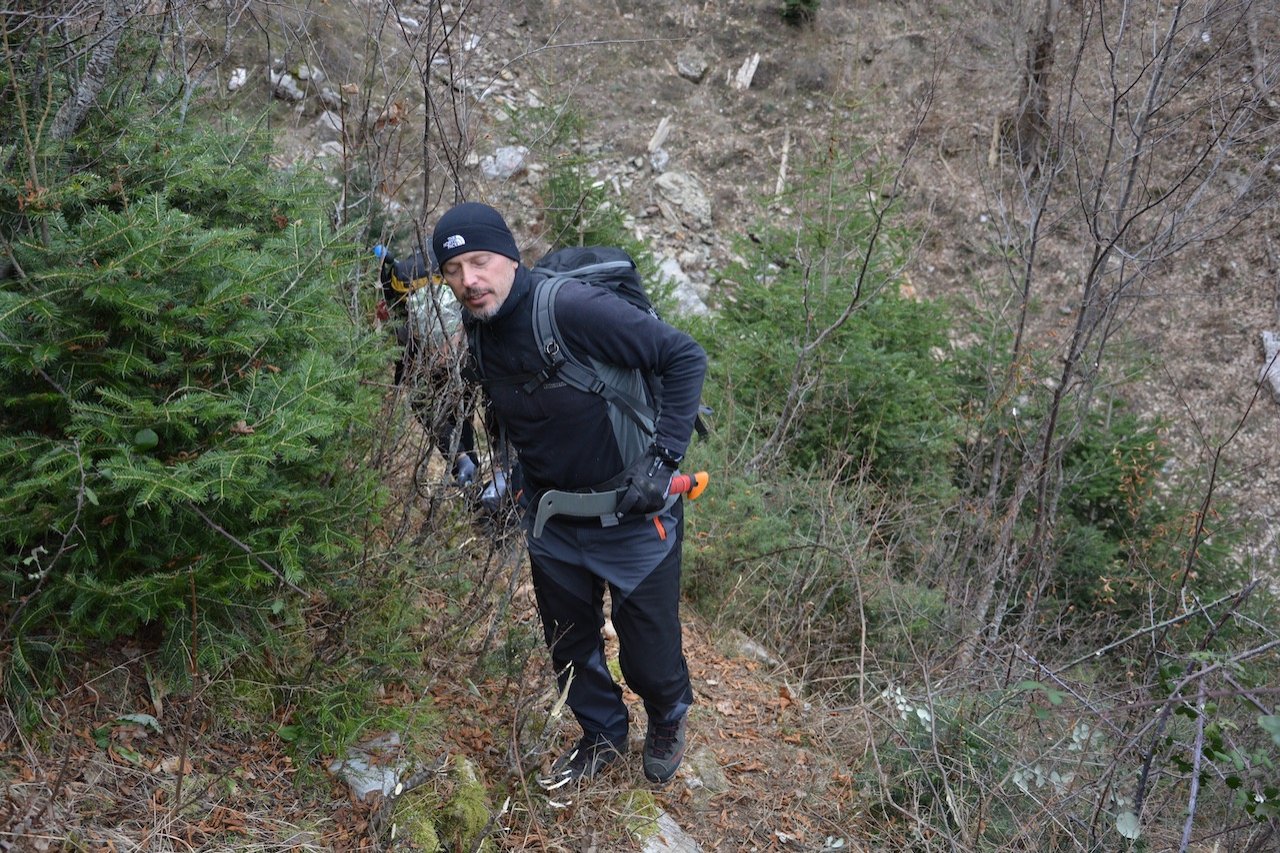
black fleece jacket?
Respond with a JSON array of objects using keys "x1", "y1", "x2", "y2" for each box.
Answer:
[{"x1": 467, "y1": 265, "x2": 706, "y2": 493}]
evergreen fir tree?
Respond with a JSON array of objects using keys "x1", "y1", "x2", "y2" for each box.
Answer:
[{"x1": 0, "y1": 95, "x2": 386, "y2": 660}]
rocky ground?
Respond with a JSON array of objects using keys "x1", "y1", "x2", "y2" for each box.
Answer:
[
  {"x1": 4, "y1": 0, "x2": 1277, "y2": 850},
  {"x1": 0, "y1": 580, "x2": 865, "y2": 851},
  {"x1": 332, "y1": 0, "x2": 1278, "y2": 555}
]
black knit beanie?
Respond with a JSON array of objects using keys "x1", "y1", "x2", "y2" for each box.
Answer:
[{"x1": 432, "y1": 202, "x2": 521, "y2": 267}]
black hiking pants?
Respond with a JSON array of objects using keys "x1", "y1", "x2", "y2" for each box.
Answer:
[{"x1": 526, "y1": 500, "x2": 693, "y2": 748}]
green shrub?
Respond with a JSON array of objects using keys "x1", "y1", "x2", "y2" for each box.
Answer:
[
  {"x1": 682, "y1": 449, "x2": 900, "y2": 670},
  {"x1": 1061, "y1": 411, "x2": 1167, "y2": 531},
  {"x1": 947, "y1": 312, "x2": 1245, "y2": 634},
  {"x1": 1063, "y1": 411, "x2": 1244, "y2": 626},
  {"x1": 540, "y1": 162, "x2": 625, "y2": 250},
  {"x1": 528, "y1": 110, "x2": 680, "y2": 314},
  {"x1": 861, "y1": 578, "x2": 949, "y2": 664},
  {"x1": 683, "y1": 461, "x2": 816, "y2": 624},
  {"x1": 781, "y1": 0, "x2": 820, "y2": 26},
  {"x1": 0, "y1": 99, "x2": 385, "y2": 649},
  {"x1": 701, "y1": 152, "x2": 962, "y2": 487},
  {"x1": 516, "y1": 104, "x2": 628, "y2": 251}
]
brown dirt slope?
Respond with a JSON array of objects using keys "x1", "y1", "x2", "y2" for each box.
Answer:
[{"x1": 1, "y1": 582, "x2": 866, "y2": 851}]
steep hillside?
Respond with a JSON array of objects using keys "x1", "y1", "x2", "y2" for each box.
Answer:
[
  {"x1": 308, "y1": 0, "x2": 1279, "y2": 549},
  {"x1": 4, "y1": 0, "x2": 1277, "y2": 850}
]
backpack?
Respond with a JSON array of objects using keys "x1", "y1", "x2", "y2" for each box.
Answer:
[
  {"x1": 470, "y1": 246, "x2": 707, "y2": 471},
  {"x1": 376, "y1": 244, "x2": 462, "y2": 351}
]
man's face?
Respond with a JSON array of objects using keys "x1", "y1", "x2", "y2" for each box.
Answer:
[{"x1": 440, "y1": 251, "x2": 518, "y2": 320}]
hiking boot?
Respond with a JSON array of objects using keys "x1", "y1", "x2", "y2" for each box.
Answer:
[
  {"x1": 642, "y1": 714, "x2": 687, "y2": 783},
  {"x1": 538, "y1": 736, "x2": 622, "y2": 790}
]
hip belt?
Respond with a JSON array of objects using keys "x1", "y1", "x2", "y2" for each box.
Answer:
[{"x1": 531, "y1": 471, "x2": 708, "y2": 538}]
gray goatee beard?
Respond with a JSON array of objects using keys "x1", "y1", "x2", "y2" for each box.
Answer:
[{"x1": 466, "y1": 292, "x2": 504, "y2": 320}]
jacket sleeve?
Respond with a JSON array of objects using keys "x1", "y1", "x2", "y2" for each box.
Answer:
[{"x1": 553, "y1": 282, "x2": 707, "y2": 457}]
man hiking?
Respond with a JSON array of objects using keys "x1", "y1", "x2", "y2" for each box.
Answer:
[{"x1": 433, "y1": 202, "x2": 707, "y2": 785}]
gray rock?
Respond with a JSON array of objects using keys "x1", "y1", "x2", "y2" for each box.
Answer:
[
  {"x1": 675, "y1": 47, "x2": 710, "y2": 84},
  {"x1": 328, "y1": 732, "x2": 409, "y2": 800},
  {"x1": 269, "y1": 69, "x2": 304, "y2": 102},
  {"x1": 729, "y1": 53, "x2": 760, "y2": 91},
  {"x1": 318, "y1": 87, "x2": 343, "y2": 112},
  {"x1": 227, "y1": 67, "x2": 248, "y2": 93},
  {"x1": 480, "y1": 144, "x2": 530, "y2": 180},
  {"x1": 1260, "y1": 330, "x2": 1280, "y2": 402},
  {"x1": 295, "y1": 64, "x2": 324, "y2": 85},
  {"x1": 312, "y1": 110, "x2": 344, "y2": 143},
  {"x1": 648, "y1": 116, "x2": 672, "y2": 153},
  {"x1": 719, "y1": 629, "x2": 782, "y2": 667},
  {"x1": 656, "y1": 256, "x2": 710, "y2": 317},
  {"x1": 654, "y1": 172, "x2": 712, "y2": 229},
  {"x1": 683, "y1": 746, "x2": 729, "y2": 794},
  {"x1": 640, "y1": 810, "x2": 703, "y2": 852}
]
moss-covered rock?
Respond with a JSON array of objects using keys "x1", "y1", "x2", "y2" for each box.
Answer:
[
  {"x1": 390, "y1": 755, "x2": 495, "y2": 852},
  {"x1": 618, "y1": 789, "x2": 662, "y2": 843},
  {"x1": 391, "y1": 787, "x2": 443, "y2": 851},
  {"x1": 445, "y1": 755, "x2": 495, "y2": 851}
]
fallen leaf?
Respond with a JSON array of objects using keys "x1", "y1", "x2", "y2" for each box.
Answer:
[{"x1": 154, "y1": 754, "x2": 193, "y2": 775}]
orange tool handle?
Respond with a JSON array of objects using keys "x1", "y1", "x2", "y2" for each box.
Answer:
[{"x1": 669, "y1": 471, "x2": 709, "y2": 500}]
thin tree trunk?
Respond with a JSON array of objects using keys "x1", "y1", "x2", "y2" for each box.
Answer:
[
  {"x1": 49, "y1": 0, "x2": 131, "y2": 142},
  {"x1": 1011, "y1": 0, "x2": 1059, "y2": 172}
]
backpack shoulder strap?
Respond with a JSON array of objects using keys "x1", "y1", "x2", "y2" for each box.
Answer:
[
  {"x1": 530, "y1": 274, "x2": 568, "y2": 365},
  {"x1": 531, "y1": 274, "x2": 657, "y2": 437}
]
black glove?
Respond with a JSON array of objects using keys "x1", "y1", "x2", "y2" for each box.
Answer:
[{"x1": 616, "y1": 448, "x2": 678, "y2": 516}]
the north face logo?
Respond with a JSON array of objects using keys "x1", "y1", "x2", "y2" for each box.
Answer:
[{"x1": 443, "y1": 235, "x2": 466, "y2": 250}]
